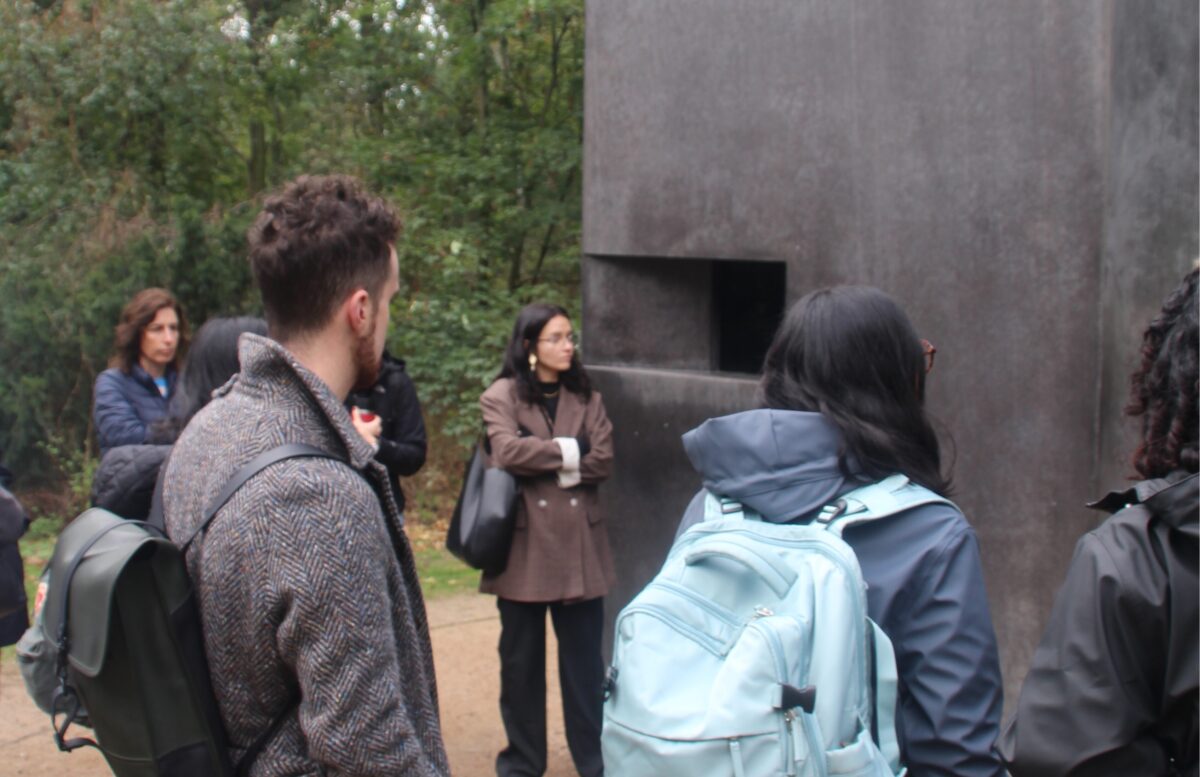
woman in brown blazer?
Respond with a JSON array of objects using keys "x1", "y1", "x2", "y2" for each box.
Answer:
[{"x1": 480, "y1": 303, "x2": 615, "y2": 777}]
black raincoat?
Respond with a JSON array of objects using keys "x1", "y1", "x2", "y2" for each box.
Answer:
[{"x1": 1000, "y1": 471, "x2": 1199, "y2": 776}]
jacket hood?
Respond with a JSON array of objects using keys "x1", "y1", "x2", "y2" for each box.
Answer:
[{"x1": 682, "y1": 409, "x2": 854, "y2": 522}]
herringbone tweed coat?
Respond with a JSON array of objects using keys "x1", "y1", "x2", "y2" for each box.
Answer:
[{"x1": 162, "y1": 335, "x2": 449, "y2": 777}]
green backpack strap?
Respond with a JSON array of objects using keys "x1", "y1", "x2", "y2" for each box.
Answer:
[
  {"x1": 52, "y1": 443, "x2": 340, "y2": 767},
  {"x1": 179, "y1": 442, "x2": 337, "y2": 553},
  {"x1": 816, "y1": 474, "x2": 954, "y2": 538}
]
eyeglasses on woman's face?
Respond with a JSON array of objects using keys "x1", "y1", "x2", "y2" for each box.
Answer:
[
  {"x1": 538, "y1": 332, "x2": 579, "y2": 348},
  {"x1": 921, "y1": 339, "x2": 937, "y2": 374}
]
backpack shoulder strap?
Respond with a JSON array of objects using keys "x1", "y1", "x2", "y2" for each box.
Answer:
[
  {"x1": 816, "y1": 474, "x2": 955, "y2": 538},
  {"x1": 702, "y1": 490, "x2": 764, "y2": 523},
  {"x1": 146, "y1": 448, "x2": 171, "y2": 532},
  {"x1": 181, "y1": 442, "x2": 340, "y2": 773},
  {"x1": 180, "y1": 443, "x2": 341, "y2": 553}
]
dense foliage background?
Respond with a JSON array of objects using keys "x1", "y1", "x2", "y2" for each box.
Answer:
[{"x1": 0, "y1": 0, "x2": 584, "y2": 520}]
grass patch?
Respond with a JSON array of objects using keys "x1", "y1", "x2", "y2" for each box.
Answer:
[
  {"x1": 414, "y1": 544, "x2": 481, "y2": 599},
  {"x1": 20, "y1": 517, "x2": 59, "y2": 602}
]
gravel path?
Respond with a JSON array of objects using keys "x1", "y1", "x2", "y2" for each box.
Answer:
[{"x1": 0, "y1": 592, "x2": 576, "y2": 776}]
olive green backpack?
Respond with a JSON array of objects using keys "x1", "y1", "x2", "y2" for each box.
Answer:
[{"x1": 44, "y1": 444, "x2": 335, "y2": 777}]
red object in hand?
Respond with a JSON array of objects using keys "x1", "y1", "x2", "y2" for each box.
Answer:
[{"x1": 351, "y1": 407, "x2": 377, "y2": 423}]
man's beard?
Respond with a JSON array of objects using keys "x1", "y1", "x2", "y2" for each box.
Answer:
[{"x1": 352, "y1": 322, "x2": 383, "y2": 391}]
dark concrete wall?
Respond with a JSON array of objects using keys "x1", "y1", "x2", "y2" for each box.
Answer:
[
  {"x1": 581, "y1": 0, "x2": 1199, "y2": 707},
  {"x1": 588, "y1": 366, "x2": 758, "y2": 619},
  {"x1": 1096, "y1": 0, "x2": 1200, "y2": 491}
]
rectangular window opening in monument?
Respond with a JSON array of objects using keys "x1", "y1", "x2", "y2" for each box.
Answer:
[{"x1": 713, "y1": 260, "x2": 786, "y2": 375}]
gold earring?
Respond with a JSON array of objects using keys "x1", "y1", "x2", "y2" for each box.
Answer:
[{"x1": 528, "y1": 354, "x2": 537, "y2": 371}]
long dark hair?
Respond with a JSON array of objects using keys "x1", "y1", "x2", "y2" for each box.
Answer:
[
  {"x1": 110, "y1": 287, "x2": 188, "y2": 373},
  {"x1": 759, "y1": 285, "x2": 951, "y2": 494},
  {"x1": 496, "y1": 303, "x2": 592, "y2": 404},
  {"x1": 1126, "y1": 267, "x2": 1199, "y2": 479},
  {"x1": 149, "y1": 316, "x2": 268, "y2": 443}
]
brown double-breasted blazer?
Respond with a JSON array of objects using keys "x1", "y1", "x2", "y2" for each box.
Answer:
[{"x1": 478, "y1": 377, "x2": 615, "y2": 602}]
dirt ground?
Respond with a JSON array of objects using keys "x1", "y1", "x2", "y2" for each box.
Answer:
[{"x1": 0, "y1": 592, "x2": 577, "y2": 776}]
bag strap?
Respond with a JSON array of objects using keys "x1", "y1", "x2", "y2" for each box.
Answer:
[
  {"x1": 147, "y1": 453, "x2": 169, "y2": 532},
  {"x1": 53, "y1": 443, "x2": 339, "y2": 762},
  {"x1": 235, "y1": 686, "x2": 301, "y2": 776},
  {"x1": 816, "y1": 474, "x2": 953, "y2": 538},
  {"x1": 180, "y1": 443, "x2": 338, "y2": 553},
  {"x1": 702, "y1": 491, "x2": 764, "y2": 523},
  {"x1": 52, "y1": 517, "x2": 167, "y2": 754},
  {"x1": 181, "y1": 443, "x2": 340, "y2": 773},
  {"x1": 869, "y1": 620, "x2": 903, "y2": 772},
  {"x1": 188, "y1": 443, "x2": 340, "y2": 774}
]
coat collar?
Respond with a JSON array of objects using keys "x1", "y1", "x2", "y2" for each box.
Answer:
[
  {"x1": 130, "y1": 362, "x2": 177, "y2": 395},
  {"x1": 551, "y1": 385, "x2": 585, "y2": 437},
  {"x1": 231, "y1": 333, "x2": 378, "y2": 470},
  {"x1": 1089, "y1": 471, "x2": 1198, "y2": 537},
  {"x1": 518, "y1": 382, "x2": 585, "y2": 438}
]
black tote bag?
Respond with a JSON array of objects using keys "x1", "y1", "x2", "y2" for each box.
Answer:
[{"x1": 446, "y1": 439, "x2": 518, "y2": 574}]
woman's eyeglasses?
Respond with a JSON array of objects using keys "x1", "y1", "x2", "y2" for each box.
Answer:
[
  {"x1": 538, "y1": 332, "x2": 579, "y2": 348},
  {"x1": 921, "y1": 339, "x2": 937, "y2": 374}
]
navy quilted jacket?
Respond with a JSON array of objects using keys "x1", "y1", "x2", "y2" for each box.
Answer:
[{"x1": 92, "y1": 364, "x2": 176, "y2": 454}]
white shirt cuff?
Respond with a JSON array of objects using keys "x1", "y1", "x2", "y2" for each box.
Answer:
[{"x1": 554, "y1": 436, "x2": 581, "y2": 489}]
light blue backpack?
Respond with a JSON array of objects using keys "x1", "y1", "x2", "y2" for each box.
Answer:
[{"x1": 601, "y1": 475, "x2": 952, "y2": 777}]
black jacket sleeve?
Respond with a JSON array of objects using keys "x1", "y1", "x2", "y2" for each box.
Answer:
[
  {"x1": 0, "y1": 484, "x2": 28, "y2": 544},
  {"x1": 90, "y1": 444, "x2": 172, "y2": 522},
  {"x1": 374, "y1": 363, "x2": 427, "y2": 481}
]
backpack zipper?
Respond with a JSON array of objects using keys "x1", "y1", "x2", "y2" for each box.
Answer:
[
  {"x1": 684, "y1": 527, "x2": 869, "y2": 703},
  {"x1": 617, "y1": 605, "x2": 725, "y2": 656},
  {"x1": 653, "y1": 580, "x2": 742, "y2": 626},
  {"x1": 749, "y1": 618, "x2": 827, "y2": 777}
]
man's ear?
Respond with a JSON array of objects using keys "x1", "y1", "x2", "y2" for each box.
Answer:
[{"x1": 345, "y1": 289, "x2": 371, "y2": 335}]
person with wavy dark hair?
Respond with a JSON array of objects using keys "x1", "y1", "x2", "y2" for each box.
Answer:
[
  {"x1": 1126, "y1": 268, "x2": 1200, "y2": 480},
  {"x1": 92, "y1": 287, "x2": 188, "y2": 454},
  {"x1": 480, "y1": 302, "x2": 613, "y2": 777},
  {"x1": 151, "y1": 316, "x2": 269, "y2": 442},
  {"x1": 758, "y1": 286, "x2": 950, "y2": 494},
  {"x1": 1001, "y1": 267, "x2": 1199, "y2": 776},
  {"x1": 89, "y1": 317, "x2": 269, "y2": 523},
  {"x1": 677, "y1": 285, "x2": 1005, "y2": 776}
]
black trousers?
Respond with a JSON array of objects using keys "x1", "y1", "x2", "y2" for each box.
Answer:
[{"x1": 496, "y1": 597, "x2": 605, "y2": 777}]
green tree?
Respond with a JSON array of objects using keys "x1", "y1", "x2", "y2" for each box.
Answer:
[{"x1": 0, "y1": 0, "x2": 585, "y2": 507}]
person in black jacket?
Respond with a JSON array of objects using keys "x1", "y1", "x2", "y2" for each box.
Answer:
[
  {"x1": 347, "y1": 350, "x2": 427, "y2": 512},
  {"x1": 1000, "y1": 267, "x2": 1199, "y2": 776},
  {"x1": 0, "y1": 459, "x2": 29, "y2": 647}
]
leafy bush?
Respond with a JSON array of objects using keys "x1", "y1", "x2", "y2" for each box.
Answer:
[{"x1": 0, "y1": 0, "x2": 585, "y2": 514}]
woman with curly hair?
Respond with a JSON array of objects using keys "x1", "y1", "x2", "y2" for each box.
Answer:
[{"x1": 1001, "y1": 267, "x2": 1198, "y2": 775}]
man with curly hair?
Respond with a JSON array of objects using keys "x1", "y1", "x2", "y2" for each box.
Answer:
[
  {"x1": 1000, "y1": 267, "x2": 1199, "y2": 776},
  {"x1": 161, "y1": 175, "x2": 449, "y2": 776}
]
